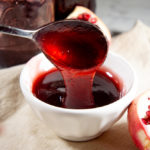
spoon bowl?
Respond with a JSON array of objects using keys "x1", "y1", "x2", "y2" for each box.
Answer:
[{"x1": 0, "y1": 20, "x2": 108, "y2": 70}]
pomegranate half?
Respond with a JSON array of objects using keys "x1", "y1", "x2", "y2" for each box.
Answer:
[
  {"x1": 67, "y1": 6, "x2": 111, "y2": 45},
  {"x1": 128, "y1": 90, "x2": 150, "y2": 150}
]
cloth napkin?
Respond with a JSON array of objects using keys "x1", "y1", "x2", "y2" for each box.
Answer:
[{"x1": 0, "y1": 20, "x2": 150, "y2": 150}]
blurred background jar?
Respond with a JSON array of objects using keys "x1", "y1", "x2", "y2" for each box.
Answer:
[
  {"x1": 0, "y1": 0, "x2": 54, "y2": 68},
  {"x1": 0, "y1": 0, "x2": 96, "y2": 68}
]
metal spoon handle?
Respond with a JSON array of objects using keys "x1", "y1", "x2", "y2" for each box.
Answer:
[{"x1": 0, "y1": 24, "x2": 35, "y2": 40}]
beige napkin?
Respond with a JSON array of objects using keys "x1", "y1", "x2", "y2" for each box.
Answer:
[{"x1": 0, "y1": 20, "x2": 150, "y2": 150}]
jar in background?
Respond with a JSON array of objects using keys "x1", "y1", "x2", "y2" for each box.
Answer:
[{"x1": 0, "y1": 0, "x2": 54, "y2": 68}]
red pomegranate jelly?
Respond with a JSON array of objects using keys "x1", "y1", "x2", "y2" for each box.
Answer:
[
  {"x1": 35, "y1": 20, "x2": 107, "y2": 69},
  {"x1": 34, "y1": 20, "x2": 112, "y2": 109},
  {"x1": 32, "y1": 68, "x2": 122, "y2": 108}
]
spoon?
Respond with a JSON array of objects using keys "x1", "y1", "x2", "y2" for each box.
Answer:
[
  {"x1": 0, "y1": 23, "x2": 41, "y2": 40},
  {"x1": 0, "y1": 20, "x2": 108, "y2": 69},
  {"x1": 0, "y1": 20, "x2": 108, "y2": 109}
]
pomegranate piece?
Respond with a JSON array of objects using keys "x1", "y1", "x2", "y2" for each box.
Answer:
[
  {"x1": 128, "y1": 90, "x2": 150, "y2": 150},
  {"x1": 67, "y1": 6, "x2": 111, "y2": 46},
  {"x1": 83, "y1": 13, "x2": 91, "y2": 21},
  {"x1": 146, "y1": 111, "x2": 150, "y2": 118},
  {"x1": 54, "y1": 0, "x2": 96, "y2": 20}
]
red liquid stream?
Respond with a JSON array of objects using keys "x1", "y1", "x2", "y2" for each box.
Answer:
[
  {"x1": 35, "y1": 20, "x2": 108, "y2": 109},
  {"x1": 62, "y1": 69, "x2": 95, "y2": 108}
]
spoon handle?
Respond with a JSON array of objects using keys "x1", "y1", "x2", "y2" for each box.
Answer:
[{"x1": 0, "y1": 24, "x2": 35, "y2": 40}]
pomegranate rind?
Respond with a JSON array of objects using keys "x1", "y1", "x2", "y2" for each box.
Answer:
[
  {"x1": 66, "y1": 6, "x2": 111, "y2": 45},
  {"x1": 128, "y1": 90, "x2": 150, "y2": 150}
]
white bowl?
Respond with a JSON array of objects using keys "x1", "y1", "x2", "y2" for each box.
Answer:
[{"x1": 20, "y1": 51, "x2": 137, "y2": 141}]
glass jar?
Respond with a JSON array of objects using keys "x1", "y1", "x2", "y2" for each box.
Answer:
[{"x1": 0, "y1": 0, "x2": 54, "y2": 68}]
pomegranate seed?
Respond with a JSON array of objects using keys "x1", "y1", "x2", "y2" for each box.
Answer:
[
  {"x1": 142, "y1": 118, "x2": 150, "y2": 125},
  {"x1": 146, "y1": 111, "x2": 150, "y2": 117},
  {"x1": 148, "y1": 105, "x2": 150, "y2": 109},
  {"x1": 147, "y1": 119, "x2": 150, "y2": 124},
  {"x1": 142, "y1": 117, "x2": 150, "y2": 125},
  {"x1": 148, "y1": 97, "x2": 150, "y2": 100},
  {"x1": 90, "y1": 17, "x2": 97, "y2": 24},
  {"x1": 77, "y1": 14, "x2": 83, "y2": 20},
  {"x1": 82, "y1": 13, "x2": 91, "y2": 21},
  {"x1": 142, "y1": 118, "x2": 148, "y2": 125}
]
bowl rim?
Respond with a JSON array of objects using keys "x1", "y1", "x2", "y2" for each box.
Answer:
[{"x1": 20, "y1": 51, "x2": 137, "y2": 114}]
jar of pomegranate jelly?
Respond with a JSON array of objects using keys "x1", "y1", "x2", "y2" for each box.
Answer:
[{"x1": 0, "y1": 0, "x2": 54, "y2": 68}]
